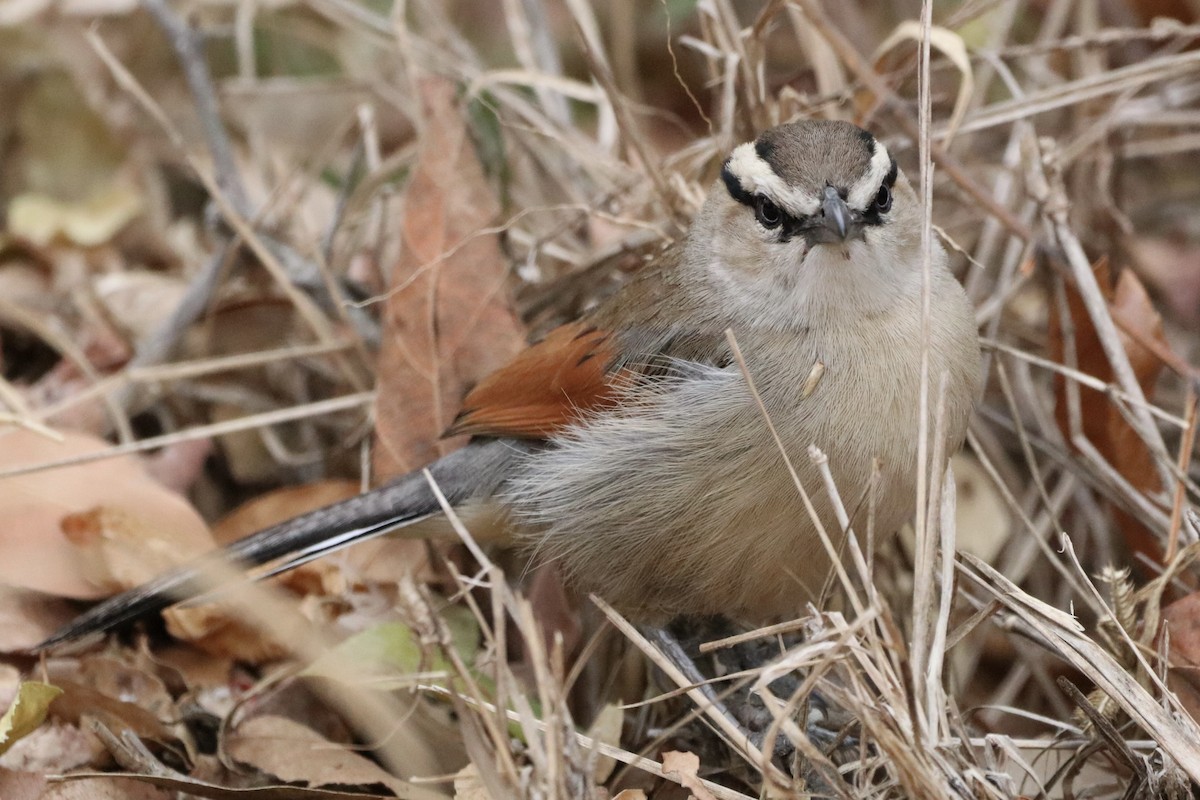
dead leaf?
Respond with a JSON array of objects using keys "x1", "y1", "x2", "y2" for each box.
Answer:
[
  {"x1": 213, "y1": 480, "x2": 360, "y2": 545},
  {"x1": 0, "y1": 259, "x2": 52, "y2": 313},
  {"x1": 179, "y1": 300, "x2": 317, "y2": 485},
  {"x1": 452, "y1": 763, "x2": 489, "y2": 800},
  {"x1": 586, "y1": 704, "x2": 624, "y2": 784},
  {"x1": 0, "y1": 719, "x2": 96, "y2": 773},
  {"x1": 660, "y1": 750, "x2": 717, "y2": 800},
  {"x1": 226, "y1": 714, "x2": 452, "y2": 793},
  {"x1": 0, "y1": 586, "x2": 78, "y2": 653},
  {"x1": 47, "y1": 678, "x2": 180, "y2": 752},
  {"x1": 526, "y1": 562, "x2": 583, "y2": 666},
  {"x1": 160, "y1": 585, "x2": 291, "y2": 665},
  {"x1": 1127, "y1": 236, "x2": 1200, "y2": 328},
  {"x1": 0, "y1": 767, "x2": 47, "y2": 800},
  {"x1": 72, "y1": 656, "x2": 175, "y2": 724},
  {"x1": 1049, "y1": 258, "x2": 1170, "y2": 564},
  {"x1": 8, "y1": 184, "x2": 142, "y2": 247},
  {"x1": 41, "y1": 777, "x2": 171, "y2": 800},
  {"x1": 872, "y1": 22, "x2": 973, "y2": 142},
  {"x1": 61, "y1": 506, "x2": 210, "y2": 594},
  {"x1": 138, "y1": 438, "x2": 213, "y2": 495},
  {"x1": 0, "y1": 428, "x2": 213, "y2": 599},
  {"x1": 1162, "y1": 592, "x2": 1200, "y2": 723},
  {"x1": 92, "y1": 271, "x2": 189, "y2": 345},
  {"x1": 372, "y1": 77, "x2": 525, "y2": 480}
]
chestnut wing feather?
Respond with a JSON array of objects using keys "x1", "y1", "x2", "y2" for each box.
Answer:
[{"x1": 444, "y1": 322, "x2": 624, "y2": 439}]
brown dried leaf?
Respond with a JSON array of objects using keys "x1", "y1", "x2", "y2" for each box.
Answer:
[
  {"x1": 951, "y1": 453, "x2": 1009, "y2": 564},
  {"x1": 61, "y1": 506, "x2": 210, "y2": 594},
  {"x1": 92, "y1": 271, "x2": 189, "y2": 346},
  {"x1": 160, "y1": 585, "x2": 297, "y2": 664},
  {"x1": 226, "y1": 714, "x2": 446, "y2": 794},
  {"x1": 452, "y1": 764, "x2": 489, "y2": 800},
  {"x1": 42, "y1": 777, "x2": 171, "y2": 800},
  {"x1": 1162, "y1": 592, "x2": 1200, "y2": 723},
  {"x1": 1127, "y1": 236, "x2": 1200, "y2": 328},
  {"x1": 372, "y1": 77, "x2": 525, "y2": 480},
  {"x1": 0, "y1": 767, "x2": 47, "y2": 800},
  {"x1": 48, "y1": 679, "x2": 180, "y2": 752},
  {"x1": 660, "y1": 750, "x2": 717, "y2": 800},
  {"x1": 0, "y1": 586, "x2": 77, "y2": 653},
  {"x1": 0, "y1": 429, "x2": 212, "y2": 599},
  {"x1": 1049, "y1": 258, "x2": 1170, "y2": 563}
]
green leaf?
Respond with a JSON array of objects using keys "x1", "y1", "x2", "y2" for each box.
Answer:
[
  {"x1": 0, "y1": 681, "x2": 62, "y2": 755},
  {"x1": 302, "y1": 607, "x2": 483, "y2": 692}
]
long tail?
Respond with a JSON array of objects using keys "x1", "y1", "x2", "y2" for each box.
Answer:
[{"x1": 36, "y1": 439, "x2": 527, "y2": 651}]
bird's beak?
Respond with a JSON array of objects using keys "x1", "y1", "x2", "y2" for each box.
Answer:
[{"x1": 820, "y1": 185, "x2": 850, "y2": 241}]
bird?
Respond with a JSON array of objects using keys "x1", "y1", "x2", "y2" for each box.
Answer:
[{"x1": 38, "y1": 119, "x2": 981, "y2": 651}]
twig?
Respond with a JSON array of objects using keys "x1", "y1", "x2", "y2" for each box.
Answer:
[
  {"x1": 142, "y1": 0, "x2": 250, "y2": 215},
  {"x1": 987, "y1": 20, "x2": 1200, "y2": 58},
  {"x1": 139, "y1": 0, "x2": 380, "y2": 352},
  {"x1": 1031, "y1": 136, "x2": 1178, "y2": 520},
  {"x1": 1166, "y1": 387, "x2": 1198, "y2": 561},
  {"x1": 0, "y1": 391, "x2": 373, "y2": 480}
]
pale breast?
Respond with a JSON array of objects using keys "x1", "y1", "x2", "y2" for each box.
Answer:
[{"x1": 506, "y1": 287, "x2": 978, "y2": 622}]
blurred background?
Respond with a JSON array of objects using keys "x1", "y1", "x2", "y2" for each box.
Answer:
[{"x1": 0, "y1": 1, "x2": 1199, "y2": 798}]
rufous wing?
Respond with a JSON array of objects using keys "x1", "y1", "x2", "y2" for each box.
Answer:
[{"x1": 444, "y1": 321, "x2": 625, "y2": 440}]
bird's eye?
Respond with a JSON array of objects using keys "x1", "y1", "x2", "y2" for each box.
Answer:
[
  {"x1": 754, "y1": 196, "x2": 783, "y2": 229},
  {"x1": 873, "y1": 184, "x2": 892, "y2": 214}
]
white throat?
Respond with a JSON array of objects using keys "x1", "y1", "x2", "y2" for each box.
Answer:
[{"x1": 702, "y1": 238, "x2": 924, "y2": 330}]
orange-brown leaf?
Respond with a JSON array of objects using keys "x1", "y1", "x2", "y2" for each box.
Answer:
[
  {"x1": 1049, "y1": 258, "x2": 1171, "y2": 563},
  {"x1": 1162, "y1": 591, "x2": 1200, "y2": 724},
  {"x1": 372, "y1": 78, "x2": 525, "y2": 480}
]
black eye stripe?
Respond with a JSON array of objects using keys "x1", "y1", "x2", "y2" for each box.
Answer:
[
  {"x1": 720, "y1": 160, "x2": 754, "y2": 207},
  {"x1": 722, "y1": 155, "x2": 898, "y2": 234},
  {"x1": 720, "y1": 161, "x2": 800, "y2": 236}
]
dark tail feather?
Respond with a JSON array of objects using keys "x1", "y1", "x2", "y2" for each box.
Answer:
[{"x1": 36, "y1": 439, "x2": 526, "y2": 652}]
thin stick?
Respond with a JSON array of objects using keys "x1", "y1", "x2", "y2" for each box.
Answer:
[
  {"x1": 910, "y1": 0, "x2": 936, "y2": 736},
  {"x1": 142, "y1": 0, "x2": 250, "y2": 214},
  {"x1": 724, "y1": 329, "x2": 866, "y2": 617},
  {"x1": 1035, "y1": 138, "x2": 1177, "y2": 505},
  {"x1": 420, "y1": 683, "x2": 758, "y2": 800},
  {"x1": 0, "y1": 392, "x2": 373, "y2": 481},
  {"x1": 1166, "y1": 386, "x2": 1198, "y2": 561}
]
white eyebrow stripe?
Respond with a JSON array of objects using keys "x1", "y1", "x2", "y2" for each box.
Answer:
[
  {"x1": 725, "y1": 143, "x2": 820, "y2": 217},
  {"x1": 846, "y1": 139, "x2": 893, "y2": 210}
]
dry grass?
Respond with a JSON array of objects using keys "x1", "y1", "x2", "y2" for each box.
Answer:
[{"x1": 4, "y1": 0, "x2": 1200, "y2": 798}]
